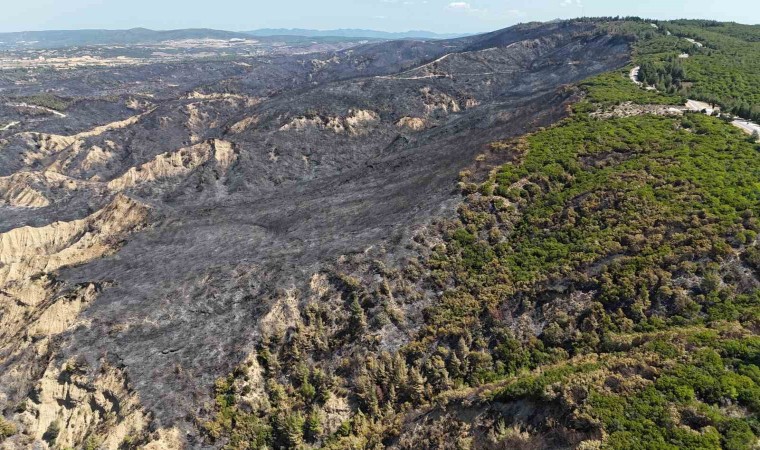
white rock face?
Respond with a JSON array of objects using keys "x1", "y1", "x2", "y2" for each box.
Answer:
[
  {"x1": 0, "y1": 194, "x2": 160, "y2": 449},
  {"x1": 107, "y1": 139, "x2": 236, "y2": 191},
  {"x1": 0, "y1": 194, "x2": 150, "y2": 286},
  {"x1": 421, "y1": 86, "x2": 461, "y2": 114},
  {"x1": 230, "y1": 115, "x2": 259, "y2": 133},
  {"x1": 685, "y1": 38, "x2": 704, "y2": 47},
  {"x1": 23, "y1": 361, "x2": 164, "y2": 450},
  {"x1": 18, "y1": 110, "x2": 154, "y2": 174},
  {"x1": 0, "y1": 174, "x2": 50, "y2": 208},
  {"x1": 280, "y1": 109, "x2": 380, "y2": 134},
  {"x1": 396, "y1": 116, "x2": 428, "y2": 131}
]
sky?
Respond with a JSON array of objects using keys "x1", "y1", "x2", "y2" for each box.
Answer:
[{"x1": 0, "y1": 0, "x2": 757, "y2": 34}]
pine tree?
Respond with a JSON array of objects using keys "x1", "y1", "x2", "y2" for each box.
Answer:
[
  {"x1": 304, "y1": 407, "x2": 323, "y2": 443},
  {"x1": 448, "y1": 352, "x2": 463, "y2": 381},
  {"x1": 456, "y1": 337, "x2": 470, "y2": 376},
  {"x1": 349, "y1": 296, "x2": 367, "y2": 334},
  {"x1": 390, "y1": 353, "x2": 408, "y2": 393},
  {"x1": 355, "y1": 370, "x2": 379, "y2": 416},
  {"x1": 274, "y1": 412, "x2": 305, "y2": 449},
  {"x1": 312, "y1": 368, "x2": 332, "y2": 405},
  {"x1": 406, "y1": 367, "x2": 426, "y2": 405},
  {"x1": 388, "y1": 384, "x2": 398, "y2": 404}
]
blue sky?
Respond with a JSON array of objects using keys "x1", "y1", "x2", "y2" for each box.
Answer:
[{"x1": 0, "y1": 0, "x2": 757, "y2": 33}]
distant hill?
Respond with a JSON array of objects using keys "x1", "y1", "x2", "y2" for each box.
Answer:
[
  {"x1": 243, "y1": 28, "x2": 470, "y2": 40},
  {"x1": 0, "y1": 28, "x2": 254, "y2": 49},
  {"x1": 0, "y1": 27, "x2": 468, "y2": 50}
]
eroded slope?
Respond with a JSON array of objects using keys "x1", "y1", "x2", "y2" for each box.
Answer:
[{"x1": 0, "y1": 20, "x2": 631, "y2": 449}]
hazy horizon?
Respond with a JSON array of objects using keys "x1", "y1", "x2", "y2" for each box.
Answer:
[
  {"x1": 0, "y1": 0, "x2": 757, "y2": 35},
  {"x1": 0, "y1": 26, "x2": 468, "y2": 35}
]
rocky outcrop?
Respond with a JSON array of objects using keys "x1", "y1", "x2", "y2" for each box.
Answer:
[
  {"x1": 185, "y1": 102, "x2": 211, "y2": 144},
  {"x1": 0, "y1": 175, "x2": 50, "y2": 208},
  {"x1": 15, "y1": 111, "x2": 154, "y2": 177},
  {"x1": 229, "y1": 115, "x2": 259, "y2": 134},
  {"x1": 0, "y1": 193, "x2": 150, "y2": 357},
  {"x1": 21, "y1": 111, "x2": 151, "y2": 159},
  {"x1": 280, "y1": 109, "x2": 380, "y2": 134},
  {"x1": 0, "y1": 194, "x2": 155, "y2": 449},
  {"x1": 421, "y1": 87, "x2": 461, "y2": 115},
  {"x1": 6, "y1": 360, "x2": 171, "y2": 450},
  {"x1": 0, "y1": 194, "x2": 150, "y2": 286},
  {"x1": 590, "y1": 101, "x2": 685, "y2": 119},
  {"x1": 107, "y1": 139, "x2": 236, "y2": 191},
  {"x1": 212, "y1": 139, "x2": 237, "y2": 172},
  {"x1": 185, "y1": 98, "x2": 259, "y2": 143},
  {"x1": 0, "y1": 171, "x2": 84, "y2": 208},
  {"x1": 187, "y1": 92, "x2": 262, "y2": 106},
  {"x1": 80, "y1": 144, "x2": 116, "y2": 173},
  {"x1": 396, "y1": 116, "x2": 428, "y2": 131}
]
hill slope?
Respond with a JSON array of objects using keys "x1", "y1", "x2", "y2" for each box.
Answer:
[{"x1": 0, "y1": 18, "x2": 759, "y2": 450}]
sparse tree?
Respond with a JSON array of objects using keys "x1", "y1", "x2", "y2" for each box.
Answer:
[
  {"x1": 304, "y1": 407, "x2": 323, "y2": 443},
  {"x1": 406, "y1": 367, "x2": 426, "y2": 405},
  {"x1": 349, "y1": 297, "x2": 367, "y2": 334}
]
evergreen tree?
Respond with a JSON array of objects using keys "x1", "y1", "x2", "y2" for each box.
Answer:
[
  {"x1": 349, "y1": 297, "x2": 368, "y2": 334},
  {"x1": 406, "y1": 367, "x2": 426, "y2": 405},
  {"x1": 273, "y1": 412, "x2": 305, "y2": 449},
  {"x1": 304, "y1": 407, "x2": 323, "y2": 443},
  {"x1": 391, "y1": 353, "x2": 408, "y2": 387}
]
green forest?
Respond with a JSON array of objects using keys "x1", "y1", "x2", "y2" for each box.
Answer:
[
  {"x1": 199, "y1": 19, "x2": 760, "y2": 450},
  {"x1": 608, "y1": 19, "x2": 760, "y2": 121}
]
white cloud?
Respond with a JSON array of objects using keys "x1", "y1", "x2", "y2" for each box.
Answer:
[
  {"x1": 448, "y1": 1, "x2": 473, "y2": 10},
  {"x1": 445, "y1": 1, "x2": 524, "y2": 20},
  {"x1": 560, "y1": 0, "x2": 582, "y2": 6},
  {"x1": 447, "y1": 1, "x2": 487, "y2": 14}
]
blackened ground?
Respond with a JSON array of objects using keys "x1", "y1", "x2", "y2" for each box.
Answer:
[{"x1": 0, "y1": 21, "x2": 631, "y2": 443}]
